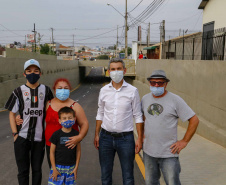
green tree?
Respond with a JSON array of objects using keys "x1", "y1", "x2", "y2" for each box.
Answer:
[
  {"x1": 108, "y1": 46, "x2": 114, "y2": 50},
  {"x1": 120, "y1": 47, "x2": 132, "y2": 55},
  {"x1": 40, "y1": 44, "x2": 50, "y2": 54},
  {"x1": 96, "y1": 55, "x2": 109, "y2": 59},
  {"x1": 78, "y1": 50, "x2": 81, "y2": 53}
]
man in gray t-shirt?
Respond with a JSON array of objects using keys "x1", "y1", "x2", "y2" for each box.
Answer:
[{"x1": 141, "y1": 70, "x2": 199, "y2": 185}]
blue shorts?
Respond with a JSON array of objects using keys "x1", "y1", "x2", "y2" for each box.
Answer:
[{"x1": 48, "y1": 164, "x2": 76, "y2": 185}]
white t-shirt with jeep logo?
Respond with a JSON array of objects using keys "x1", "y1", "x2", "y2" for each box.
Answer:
[
  {"x1": 141, "y1": 91, "x2": 195, "y2": 158},
  {"x1": 5, "y1": 84, "x2": 53, "y2": 141}
]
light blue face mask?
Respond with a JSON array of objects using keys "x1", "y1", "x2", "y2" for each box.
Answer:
[
  {"x1": 61, "y1": 120, "x2": 75, "y2": 128},
  {"x1": 150, "y1": 86, "x2": 165, "y2": 96},
  {"x1": 56, "y1": 89, "x2": 70, "y2": 101}
]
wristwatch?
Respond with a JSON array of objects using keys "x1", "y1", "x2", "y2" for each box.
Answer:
[{"x1": 12, "y1": 132, "x2": 18, "y2": 137}]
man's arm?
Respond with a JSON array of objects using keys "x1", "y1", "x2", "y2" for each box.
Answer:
[
  {"x1": 94, "y1": 120, "x2": 102, "y2": 150},
  {"x1": 94, "y1": 89, "x2": 104, "y2": 150},
  {"x1": 132, "y1": 89, "x2": 144, "y2": 154},
  {"x1": 135, "y1": 122, "x2": 144, "y2": 154},
  {"x1": 9, "y1": 111, "x2": 18, "y2": 141},
  {"x1": 143, "y1": 115, "x2": 146, "y2": 142},
  {"x1": 170, "y1": 115, "x2": 199, "y2": 154}
]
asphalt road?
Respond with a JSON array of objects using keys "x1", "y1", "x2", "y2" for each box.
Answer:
[{"x1": 0, "y1": 67, "x2": 145, "y2": 185}]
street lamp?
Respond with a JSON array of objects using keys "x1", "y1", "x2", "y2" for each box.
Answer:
[
  {"x1": 107, "y1": 3, "x2": 124, "y2": 18},
  {"x1": 107, "y1": 1, "x2": 128, "y2": 59}
]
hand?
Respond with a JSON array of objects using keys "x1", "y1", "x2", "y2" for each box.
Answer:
[
  {"x1": 65, "y1": 135, "x2": 82, "y2": 149},
  {"x1": 170, "y1": 140, "x2": 188, "y2": 154},
  {"x1": 14, "y1": 134, "x2": 18, "y2": 142},
  {"x1": 94, "y1": 135, "x2": 99, "y2": 150},
  {"x1": 50, "y1": 169, "x2": 61, "y2": 182},
  {"x1": 70, "y1": 168, "x2": 78, "y2": 180},
  {"x1": 16, "y1": 115, "x2": 23, "y2": 125},
  {"x1": 135, "y1": 139, "x2": 143, "y2": 154}
]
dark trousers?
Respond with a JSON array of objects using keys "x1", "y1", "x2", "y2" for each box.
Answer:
[
  {"x1": 14, "y1": 136, "x2": 45, "y2": 185},
  {"x1": 99, "y1": 131, "x2": 135, "y2": 185}
]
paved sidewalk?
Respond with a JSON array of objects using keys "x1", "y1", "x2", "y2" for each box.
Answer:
[{"x1": 165, "y1": 126, "x2": 226, "y2": 185}]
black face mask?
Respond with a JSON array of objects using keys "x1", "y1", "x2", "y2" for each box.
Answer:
[{"x1": 26, "y1": 73, "x2": 40, "y2": 84}]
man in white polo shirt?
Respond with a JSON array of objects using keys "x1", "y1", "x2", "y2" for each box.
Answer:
[{"x1": 94, "y1": 58, "x2": 144, "y2": 185}]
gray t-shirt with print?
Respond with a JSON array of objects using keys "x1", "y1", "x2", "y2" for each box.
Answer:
[{"x1": 141, "y1": 91, "x2": 195, "y2": 158}]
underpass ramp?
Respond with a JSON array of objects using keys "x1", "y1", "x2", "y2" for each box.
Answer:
[{"x1": 79, "y1": 59, "x2": 136, "y2": 77}]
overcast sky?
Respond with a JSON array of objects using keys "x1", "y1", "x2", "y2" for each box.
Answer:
[{"x1": 0, "y1": 0, "x2": 203, "y2": 48}]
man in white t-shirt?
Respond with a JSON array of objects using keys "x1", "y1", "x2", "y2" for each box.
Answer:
[{"x1": 141, "y1": 70, "x2": 199, "y2": 185}]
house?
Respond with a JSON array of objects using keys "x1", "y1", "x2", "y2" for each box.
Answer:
[
  {"x1": 74, "y1": 45, "x2": 91, "y2": 52},
  {"x1": 50, "y1": 44, "x2": 75, "y2": 60},
  {"x1": 132, "y1": 41, "x2": 158, "y2": 61},
  {"x1": 198, "y1": 0, "x2": 226, "y2": 60},
  {"x1": 0, "y1": 47, "x2": 5, "y2": 56},
  {"x1": 56, "y1": 44, "x2": 75, "y2": 56},
  {"x1": 198, "y1": 0, "x2": 226, "y2": 31},
  {"x1": 143, "y1": 43, "x2": 161, "y2": 59}
]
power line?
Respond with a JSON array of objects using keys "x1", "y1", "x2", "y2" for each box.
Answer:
[
  {"x1": 0, "y1": 24, "x2": 23, "y2": 36},
  {"x1": 131, "y1": 0, "x2": 162, "y2": 24},
  {"x1": 129, "y1": 0, "x2": 144, "y2": 13},
  {"x1": 192, "y1": 12, "x2": 203, "y2": 30},
  {"x1": 129, "y1": 0, "x2": 166, "y2": 28},
  {"x1": 75, "y1": 26, "x2": 124, "y2": 42},
  {"x1": 167, "y1": 11, "x2": 202, "y2": 23}
]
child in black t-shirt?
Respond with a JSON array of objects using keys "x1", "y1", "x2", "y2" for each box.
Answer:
[{"x1": 48, "y1": 107, "x2": 81, "y2": 185}]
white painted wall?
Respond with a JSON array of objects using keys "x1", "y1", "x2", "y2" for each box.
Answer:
[
  {"x1": 132, "y1": 41, "x2": 138, "y2": 63},
  {"x1": 202, "y1": 0, "x2": 226, "y2": 29}
]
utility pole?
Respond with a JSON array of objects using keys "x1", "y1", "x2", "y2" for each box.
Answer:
[
  {"x1": 25, "y1": 35, "x2": 26, "y2": 50},
  {"x1": 51, "y1": 28, "x2": 54, "y2": 53},
  {"x1": 182, "y1": 30, "x2": 185, "y2": 60},
  {"x1": 38, "y1": 33, "x2": 43, "y2": 53},
  {"x1": 125, "y1": 0, "x2": 128, "y2": 59},
  {"x1": 160, "y1": 20, "x2": 165, "y2": 59},
  {"x1": 147, "y1": 22, "x2": 150, "y2": 47},
  {"x1": 32, "y1": 23, "x2": 36, "y2": 52},
  {"x1": 162, "y1": 20, "x2": 165, "y2": 42},
  {"x1": 116, "y1": 25, "x2": 118, "y2": 57},
  {"x1": 73, "y1": 34, "x2": 75, "y2": 47}
]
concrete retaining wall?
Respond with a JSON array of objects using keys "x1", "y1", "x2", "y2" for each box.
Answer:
[
  {"x1": 4, "y1": 48, "x2": 57, "y2": 60},
  {"x1": 131, "y1": 59, "x2": 226, "y2": 148},
  {"x1": 0, "y1": 50, "x2": 84, "y2": 108}
]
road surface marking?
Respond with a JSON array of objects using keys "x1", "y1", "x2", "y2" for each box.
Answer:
[
  {"x1": 135, "y1": 154, "x2": 145, "y2": 179},
  {"x1": 0, "y1": 109, "x2": 7, "y2": 112},
  {"x1": 71, "y1": 83, "x2": 81, "y2": 93}
]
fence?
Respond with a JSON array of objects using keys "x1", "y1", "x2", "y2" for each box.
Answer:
[{"x1": 162, "y1": 27, "x2": 226, "y2": 60}]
